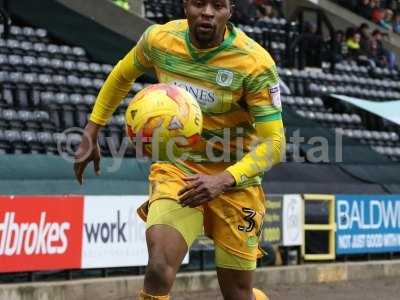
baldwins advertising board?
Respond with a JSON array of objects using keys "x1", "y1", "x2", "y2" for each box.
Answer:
[{"x1": 336, "y1": 195, "x2": 400, "y2": 254}]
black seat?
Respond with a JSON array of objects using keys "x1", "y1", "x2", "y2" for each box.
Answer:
[
  {"x1": 23, "y1": 72, "x2": 39, "y2": 93},
  {"x1": 19, "y1": 41, "x2": 36, "y2": 57},
  {"x1": 35, "y1": 28, "x2": 48, "y2": 42},
  {"x1": 72, "y1": 47, "x2": 86, "y2": 57},
  {"x1": 101, "y1": 64, "x2": 113, "y2": 76},
  {"x1": 2, "y1": 109, "x2": 23, "y2": 130},
  {"x1": 6, "y1": 40, "x2": 24, "y2": 56},
  {"x1": 22, "y1": 26, "x2": 39, "y2": 43},
  {"x1": 37, "y1": 56, "x2": 53, "y2": 74},
  {"x1": 18, "y1": 110, "x2": 38, "y2": 130},
  {"x1": 67, "y1": 75, "x2": 82, "y2": 93},
  {"x1": 0, "y1": 38, "x2": 7, "y2": 55},
  {"x1": 23, "y1": 56, "x2": 41, "y2": 73},
  {"x1": 0, "y1": 108, "x2": 7, "y2": 129},
  {"x1": 0, "y1": 129, "x2": 11, "y2": 154},
  {"x1": 80, "y1": 77, "x2": 97, "y2": 94},
  {"x1": 53, "y1": 132, "x2": 68, "y2": 155},
  {"x1": 107, "y1": 115, "x2": 125, "y2": 151},
  {"x1": 40, "y1": 91, "x2": 62, "y2": 129},
  {"x1": 0, "y1": 54, "x2": 12, "y2": 72},
  {"x1": 60, "y1": 45, "x2": 74, "y2": 60},
  {"x1": 89, "y1": 62, "x2": 102, "y2": 78},
  {"x1": 21, "y1": 131, "x2": 44, "y2": 154},
  {"x1": 0, "y1": 72, "x2": 15, "y2": 107},
  {"x1": 70, "y1": 94, "x2": 92, "y2": 128},
  {"x1": 33, "y1": 42, "x2": 48, "y2": 58},
  {"x1": 50, "y1": 58, "x2": 64, "y2": 73},
  {"x1": 77, "y1": 61, "x2": 90, "y2": 76},
  {"x1": 55, "y1": 93, "x2": 74, "y2": 129},
  {"x1": 34, "y1": 110, "x2": 56, "y2": 132},
  {"x1": 47, "y1": 44, "x2": 63, "y2": 60},
  {"x1": 37, "y1": 131, "x2": 57, "y2": 154},
  {"x1": 98, "y1": 130, "x2": 110, "y2": 156},
  {"x1": 4, "y1": 129, "x2": 28, "y2": 154}
]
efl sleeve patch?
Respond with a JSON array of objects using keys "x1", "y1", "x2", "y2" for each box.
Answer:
[{"x1": 269, "y1": 83, "x2": 282, "y2": 109}]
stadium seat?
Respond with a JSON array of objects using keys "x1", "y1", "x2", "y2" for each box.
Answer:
[
  {"x1": 2, "y1": 109, "x2": 23, "y2": 130},
  {"x1": 0, "y1": 54, "x2": 12, "y2": 71},
  {"x1": 21, "y1": 131, "x2": 44, "y2": 154},
  {"x1": 4, "y1": 129, "x2": 28, "y2": 154},
  {"x1": 70, "y1": 94, "x2": 87, "y2": 128},
  {"x1": 0, "y1": 108, "x2": 7, "y2": 129},
  {"x1": 0, "y1": 129, "x2": 11, "y2": 154},
  {"x1": 37, "y1": 131, "x2": 57, "y2": 154}
]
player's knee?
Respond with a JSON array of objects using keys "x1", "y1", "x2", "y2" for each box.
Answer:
[{"x1": 145, "y1": 257, "x2": 175, "y2": 289}]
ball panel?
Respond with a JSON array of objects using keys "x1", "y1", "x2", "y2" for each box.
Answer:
[{"x1": 125, "y1": 83, "x2": 203, "y2": 161}]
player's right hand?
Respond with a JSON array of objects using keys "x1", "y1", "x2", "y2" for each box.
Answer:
[{"x1": 73, "y1": 122, "x2": 102, "y2": 185}]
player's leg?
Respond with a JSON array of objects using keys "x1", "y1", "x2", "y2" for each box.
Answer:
[
  {"x1": 215, "y1": 245, "x2": 268, "y2": 300},
  {"x1": 141, "y1": 199, "x2": 203, "y2": 299},
  {"x1": 206, "y1": 185, "x2": 268, "y2": 300},
  {"x1": 216, "y1": 266, "x2": 254, "y2": 299},
  {"x1": 217, "y1": 269, "x2": 267, "y2": 300},
  {"x1": 142, "y1": 224, "x2": 186, "y2": 297},
  {"x1": 139, "y1": 162, "x2": 204, "y2": 298}
]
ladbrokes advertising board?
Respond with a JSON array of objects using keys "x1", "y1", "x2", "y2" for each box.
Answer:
[{"x1": 0, "y1": 196, "x2": 83, "y2": 272}]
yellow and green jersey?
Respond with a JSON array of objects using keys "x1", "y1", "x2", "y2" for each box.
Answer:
[{"x1": 90, "y1": 20, "x2": 284, "y2": 188}]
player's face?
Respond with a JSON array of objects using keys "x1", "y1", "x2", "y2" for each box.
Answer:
[{"x1": 185, "y1": 0, "x2": 232, "y2": 48}]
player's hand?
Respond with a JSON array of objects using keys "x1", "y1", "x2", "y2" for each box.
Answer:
[
  {"x1": 178, "y1": 171, "x2": 235, "y2": 208},
  {"x1": 73, "y1": 122, "x2": 102, "y2": 185}
]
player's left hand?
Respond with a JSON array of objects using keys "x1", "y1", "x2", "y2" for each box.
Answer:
[{"x1": 178, "y1": 171, "x2": 235, "y2": 208}]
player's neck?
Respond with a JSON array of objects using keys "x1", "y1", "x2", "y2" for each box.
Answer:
[{"x1": 189, "y1": 29, "x2": 226, "y2": 50}]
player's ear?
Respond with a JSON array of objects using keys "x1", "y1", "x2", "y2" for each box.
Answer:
[
  {"x1": 183, "y1": 0, "x2": 188, "y2": 16},
  {"x1": 229, "y1": 1, "x2": 234, "y2": 19}
]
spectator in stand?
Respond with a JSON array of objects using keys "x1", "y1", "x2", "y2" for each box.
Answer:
[
  {"x1": 389, "y1": 0, "x2": 399, "y2": 11},
  {"x1": 337, "y1": 0, "x2": 400, "y2": 40},
  {"x1": 393, "y1": 13, "x2": 400, "y2": 33},
  {"x1": 232, "y1": 0, "x2": 258, "y2": 24},
  {"x1": 262, "y1": 3, "x2": 277, "y2": 18},
  {"x1": 255, "y1": 3, "x2": 278, "y2": 27},
  {"x1": 345, "y1": 27, "x2": 356, "y2": 42},
  {"x1": 359, "y1": 23, "x2": 372, "y2": 55},
  {"x1": 346, "y1": 30, "x2": 362, "y2": 59},
  {"x1": 379, "y1": 8, "x2": 394, "y2": 31},
  {"x1": 369, "y1": 29, "x2": 396, "y2": 69},
  {"x1": 371, "y1": 0, "x2": 386, "y2": 24},
  {"x1": 331, "y1": 30, "x2": 348, "y2": 62},
  {"x1": 357, "y1": 0, "x2": 374, "y2": 19},
  {"x1": 113, "y1": 0, "x2": 129, "y2": 10},
  {"x1": 301, "y1": 21, "x2": 324, "y2": 67}
]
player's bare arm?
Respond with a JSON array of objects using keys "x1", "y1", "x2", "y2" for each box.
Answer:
[{"x1": 73, "y1": 121, "x2": 102, "y2": 185}]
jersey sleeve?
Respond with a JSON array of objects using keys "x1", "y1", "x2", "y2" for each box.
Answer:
[
  {"x1": 244, "y1": 50, "x2": 282, "y2": 123},
  {"x1": 226, "y1": 118, "x2": 286, "y2": 186},
  {"x1": 89, "y1": 25, "x2": 157, "y2": 126},
  {"x1": 225, "y1": 49, "x2": 285, "y2": 186},
  {"x1": 132, "y1": 24, "x2": 157, "y2": 72}
]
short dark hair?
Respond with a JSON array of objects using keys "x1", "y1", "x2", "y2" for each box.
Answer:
[
  {"x1": 372, "y1": 29, "x2": 381, "y2": 36},
  {"x1": 185, "y1": 0, "x2": 235, "y2": 5}
]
